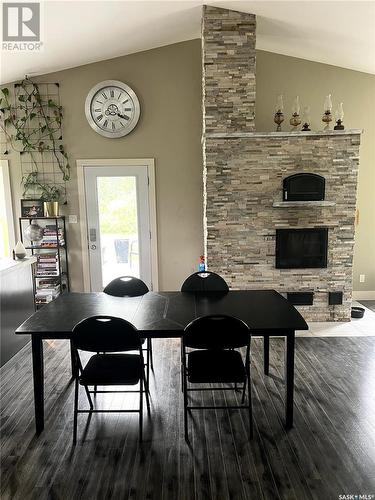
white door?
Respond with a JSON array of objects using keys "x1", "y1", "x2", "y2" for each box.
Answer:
[{"x1": 84, "y1": 165, "x2": 152, "y2": 292}]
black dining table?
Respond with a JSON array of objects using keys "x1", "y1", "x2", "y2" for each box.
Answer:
[{"x1": 16, "y1": 290, "x2": 308, "y2": 434}]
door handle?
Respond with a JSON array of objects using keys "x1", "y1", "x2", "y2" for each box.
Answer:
[{"x1": 91, "y1": 244, "x2": 97, "y2": 250}]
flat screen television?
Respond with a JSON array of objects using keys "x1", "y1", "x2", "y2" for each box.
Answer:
[{"x1": 276, "y1": 228, "x2": 328, "y2": 269}]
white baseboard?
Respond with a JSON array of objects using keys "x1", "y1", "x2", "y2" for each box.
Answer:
[{"x1": 353, "y1": 290, "x2": 375, "y2": 300}]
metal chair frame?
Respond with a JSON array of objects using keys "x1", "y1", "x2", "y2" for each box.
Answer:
[
  {"x1": 181, "y1": 315, "x2": 253, "y2": 442},
  {"x1": 71, "y1": 317, "x2": 150, "y2": 445},
  {"x1": 102, "y1": 276, "x2": 154, "y2": 392}
]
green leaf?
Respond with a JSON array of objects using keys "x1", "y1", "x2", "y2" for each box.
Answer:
[
  {"x1": 29, "y1": 112, "x2": 36, "y2": 120},
  {"x1": 48, "y1": 99, "x2": 56, "y2": 108},
  {"x1": 1, "y1": 88, "x2": 9, "y2": 97}
]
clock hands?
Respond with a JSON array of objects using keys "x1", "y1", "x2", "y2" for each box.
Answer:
[
  {"x1": 117, "y1": 112, "x2": 130, "y2": 121},
  {"x1": 103, "y1": 105, "x2": 130, "y2": 121}
]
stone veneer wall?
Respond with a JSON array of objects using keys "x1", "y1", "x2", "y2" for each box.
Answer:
[
  {"x1": 201, "y1": 5, "x2": 256, "y2": 134},
  {"x1": 203, "y1": 131, "x2": 361, "y2": 322},
  {"x1": 202, "y1": 6, "x2": 361, "y2": 321}
]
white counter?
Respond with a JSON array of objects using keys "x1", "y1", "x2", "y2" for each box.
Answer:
[{"x1": 0, "y1": 257, "x2": 37, "y2": 276}]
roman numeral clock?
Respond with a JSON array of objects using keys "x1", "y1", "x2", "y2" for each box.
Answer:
[{"x1": 85, "y1": 80, "x2": 140, "y2": 138}]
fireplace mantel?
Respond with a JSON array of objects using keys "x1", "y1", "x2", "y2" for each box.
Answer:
[
  {"x1": 272, "y1": 201, "x2": 336, "y2": 208},
  {"x1": 203, "y1": 129, "x2": 362, "y2": 140}
]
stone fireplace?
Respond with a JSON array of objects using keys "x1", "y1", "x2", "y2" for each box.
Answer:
[{"x1": 201, "y1": 6, "x2": 361, "y2": 321}]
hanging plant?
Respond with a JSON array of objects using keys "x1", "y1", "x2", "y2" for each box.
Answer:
[
  {"x1": 0, "y1": 77, "x2": 70, "y2": 200},
  {"x1": 21, "y1": 172, "x2": 62, "y2": 201}
]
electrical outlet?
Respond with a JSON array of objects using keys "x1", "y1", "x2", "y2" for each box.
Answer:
[
  {"x1": 68, "y1": 215, "x2": 78, "y2": 224},
  {"x1": 360, "y1": 274, "x2": 365, "y2": 283}
]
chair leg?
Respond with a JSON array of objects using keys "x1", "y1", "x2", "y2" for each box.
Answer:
[
  {"x1": 139, "y1": 376, "x2": 143, "y2": 443},
  {"x1": 73, "y1": 377, "x2": 79, "y2": 446},
  {"x1": 148, "y1": 338, "x2": 154, "y2": 371},
  {"x1": 183, "y1": 368, "x2": 189, "y2": 442},
  {"x1": 146, "y1": 344, "x2": 150, "y2": 394},
  {"x1": 83, "y1": 385, "x2": 93, "y2": 410},
  {"x1": 93, "y1": 351, "x2": 103, "y2": 396},
  {"x1": 247, "y1": 369, "x2": 253, "y2": 439},
  {"x1": 144, "y1": 372, "x2": 150, "y2": 414},
  {"x1": 241, "y1": 378, "x2": 247, "y2": 404}
]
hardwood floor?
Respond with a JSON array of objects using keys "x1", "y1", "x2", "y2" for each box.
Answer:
[{"x1": 1, "y1": 336, "x2": 375, "y2": 500}]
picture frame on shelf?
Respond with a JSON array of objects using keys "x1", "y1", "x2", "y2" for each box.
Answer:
[{"x1": 21, "y1": 199, "x2": 44, "y2": 218}]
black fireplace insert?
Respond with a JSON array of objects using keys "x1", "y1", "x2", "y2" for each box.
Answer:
[
  {"x1": 276, "y1": 228, "x2": 328, "y2": 268},
  {"x1": 283, "y1": 173, "x2": 325, "y2": 201}
]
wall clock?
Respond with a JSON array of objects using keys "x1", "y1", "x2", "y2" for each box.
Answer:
[{"x1": 85, "y1": 80, "x2": 140, "y2": 138}]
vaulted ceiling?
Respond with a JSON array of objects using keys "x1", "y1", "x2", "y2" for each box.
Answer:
[{"x1": 1, "y1": 1, "x2": 374, "y2": 84}]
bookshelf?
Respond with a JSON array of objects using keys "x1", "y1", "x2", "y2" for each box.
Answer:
[{"x1": 19, "y1": 216, "x2": 70, "y2": 309}]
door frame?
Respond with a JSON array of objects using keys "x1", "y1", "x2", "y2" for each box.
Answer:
[
  {"x1": 76, "y1": 158, "x2": 158, "y2": 292},
  {"x1": 0, "y1": 160, "x2": 16, "y2": 256}
]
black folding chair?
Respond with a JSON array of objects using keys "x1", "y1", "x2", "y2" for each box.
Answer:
[
  {"x1": 181, "y1": 271, "x2": 229, "y2": 292},
  {"x1": 103, "y1": 276, "x2": 149, "y2": 297},
  {"x1": 103, "y1": 276, "x2": 153, "y2": 391},
  {"x1": 181, "y1": 315, "x2": 252, "y2": 442},
  {"x1": 71, "y1": 316, "x2": 150, "y2": 445}
]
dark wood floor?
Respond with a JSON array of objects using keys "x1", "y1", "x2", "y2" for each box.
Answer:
[{"x1": 1, "y1": 336, "x2": 375, "y2": 500}]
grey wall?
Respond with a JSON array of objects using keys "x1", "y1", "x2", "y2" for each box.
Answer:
[{"x1": 7, "y1": 39, "x2": 204, "y2": 292}]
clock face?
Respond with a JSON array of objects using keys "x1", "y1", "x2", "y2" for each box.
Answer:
[{"x1": 85, "y1": 80, "x2": 140, "y2": 138}]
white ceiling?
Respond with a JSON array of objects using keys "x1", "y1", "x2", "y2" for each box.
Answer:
[{"x1": 1, "y1": 0, "x2": 375, "y2": 84}]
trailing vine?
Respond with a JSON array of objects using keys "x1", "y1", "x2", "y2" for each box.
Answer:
[{"x1": 0, "y1": 77, "x2": 70, "y2": 201}]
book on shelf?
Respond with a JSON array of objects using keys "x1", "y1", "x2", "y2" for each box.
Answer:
[
  {"x1": 35, "y1": 253, "x2": 60, "y2": 277},
  {"x1": 35, "y1": 292, "x2": 60, "y2": 304},
  {"x1": 39, "y1": 225, "x2": 65, "y2": 247},
  {"x1": 36, "y1": 278, "x2": 60, "y2": 290},
  {"x1": 35, "y1": 275, "x2": 61, "y2": 303},
  {"x1": 35, "y1": 289, "x2": 60, "y2": 297}
]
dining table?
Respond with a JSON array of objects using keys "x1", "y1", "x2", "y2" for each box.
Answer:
[{"x1": 15, "y1": 289, "x2": 308, "y2": 434}]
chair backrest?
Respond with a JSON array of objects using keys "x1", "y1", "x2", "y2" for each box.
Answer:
[
  {"x1": 181, "y1": 272, "x2": 229, "y2": 293},
  {"x1": 183, "y1": 315, "x2": 250, "y2": 349},
  {"x1": 103, "y1": 276, "x2": 149, "y2": 297},
  {"x1": 72, "y1": 316, "x2": 141, "y2": 352}
]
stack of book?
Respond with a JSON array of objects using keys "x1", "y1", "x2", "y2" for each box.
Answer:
[
  {"x1": 40, "y1": 225, "x2": 65, "y2": 247},
  {"x1": 35, "y1": 253, "x2": 60, "y2": 277},
  {"x1": 35, "y1": 276, "x2": 61, "y2": 304}
]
